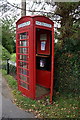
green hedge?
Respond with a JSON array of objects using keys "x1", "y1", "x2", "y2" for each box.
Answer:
[
  {"x1": 10, "y1": 53, "x2": 16, "y2": 62},
  {"x1": 54, "y1": 52, "x2": 80, "y2": 95},
  {"x1": 0, "y1": 45, "x2": 10, "y2": 60}
]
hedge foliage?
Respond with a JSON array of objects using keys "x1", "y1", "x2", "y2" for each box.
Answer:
[
  {"x1": 10, "y1": 53, "x2": 16, "y2": 62},
  {"x1": 0, "y1": 45, "x2": 10, "y2": 60},
  {"x1": 54, "y1": 51, "x2": 80, "y2": 95}
]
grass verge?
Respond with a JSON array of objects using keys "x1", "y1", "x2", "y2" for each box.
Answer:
[{"x1": 1, "y1": 69, "x2": 80, "y2": 118}]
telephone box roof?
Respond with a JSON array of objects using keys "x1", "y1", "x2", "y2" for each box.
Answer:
[{"x1": 16, "y1": 15, "x2": 53, "y2": 24}]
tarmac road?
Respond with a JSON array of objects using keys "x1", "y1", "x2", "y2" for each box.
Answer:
[{"x1": 0, "y1": 72, "x2": 35, "y2": 119}]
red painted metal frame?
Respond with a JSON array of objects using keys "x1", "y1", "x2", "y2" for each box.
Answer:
[
  {"x1": 36, "y1": 70, "x2": 51, "y2": 88},
  {"x1": 16, "y1": 15, "x2": 54, "y2": 103},
  {"x1": 33, "y1": 16, "x2": 54, "y2": 103},
  {"x1": 16, "y1": 25, "x2": 35, "y2": 99},
  {"x1": 50, "y1": 27, "x2": 54, "y2": 104}
]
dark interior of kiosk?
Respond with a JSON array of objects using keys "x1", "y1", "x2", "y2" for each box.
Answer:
[{"x1": 36, "y1": 28, "x2": 52, "y2": 98}]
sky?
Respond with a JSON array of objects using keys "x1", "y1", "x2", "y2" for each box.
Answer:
[
  {"x1": 5, "y1": 0, "x2": 59, "y2": 42},
  {"x1": 6, "y1": 0, "x2": 56, "y2": 19},
  {"x1": 5, "y1": 0, "x2": 61, "y2": 34},
  {"x1": 2, "y1": 0, "x2": 79, "y2": 43},
  {"x1": 7, "y1": 0, "x2": 21, "y2": 4},
  {"x1": 7, "y1": 0, "x2": 79, "y2": 3},
  {"x1": 7, "y1": 0, "x2": 55, "y2": 15},
  {"x1": 1, "y1": 0, "x2": 21, "y2": 19},
  {"x1": 1, "y1": 0, "x2": 61, "y2": 28}
]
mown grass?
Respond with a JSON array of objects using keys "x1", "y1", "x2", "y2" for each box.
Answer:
[{"x1": 1, "y1": 69, "x2": 80, "y2": 118}]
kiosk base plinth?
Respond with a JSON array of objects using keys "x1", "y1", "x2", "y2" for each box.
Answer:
[{"x1": 36, "y1": 84, "x2": 50, "y2": 99}]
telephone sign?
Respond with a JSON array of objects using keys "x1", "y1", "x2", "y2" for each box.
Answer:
[
  {"x1": 18, "y1": 21, "x2": 30, "y2": 28},
  {"x1": 36, "y1": 21, "x2": 52, "y2": 28},
  {"x1": 16, "y1": 15, "x2": 54, "y2": 103}
]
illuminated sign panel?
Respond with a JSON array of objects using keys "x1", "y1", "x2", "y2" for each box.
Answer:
[
  {"x1": 18, "y1": 21, "x2": 30, "y2": 28},
  {"x1": 36, "y1": 21, "x2": 52, "y2": 28}
]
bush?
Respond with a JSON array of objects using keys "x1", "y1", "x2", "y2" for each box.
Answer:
[
  {"x1": 0, "y1": 45, "x2": 10, "y2": 60},
  {"x1": 9, "y1": 53, "x2": 16, "y2": 76},
  {"x1": 54, "y1": 51, "x2": 80, "y2": 96},
  {"x1": 2, "y1": 69, "x2": 17, "y2": 89},
  {"x1": 10, "y1": 53, "x2": 16, "y2": 62},
  {"x1": 6, "y1": 75, "x2": 17, "y2": 89}
]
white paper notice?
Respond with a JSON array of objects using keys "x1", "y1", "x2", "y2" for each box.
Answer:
[
  {"x1": 41, "y1": 41, "x2": 46, "y2": 51},
  {"x1": 40, "y1": 59, "x2": 44, "y2": 67}
]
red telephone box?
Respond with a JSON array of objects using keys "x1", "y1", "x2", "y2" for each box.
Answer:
[{"x1": 16, "y1": 15, "x2": 54, "y2": 103}]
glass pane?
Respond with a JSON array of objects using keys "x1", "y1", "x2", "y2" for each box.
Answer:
[
  {"x1": 19, "y1": 62, "x2": 29, "y2": 69},
  {"x1": 20, "y1": 68, "x2": 29, "y2": 76},
  {"x1": 19, "y1": 55, "x2": 29, "y2": 61},
  {"x1": 20, "y1": 32, "x2": 28, "y2": 39},
  {"x1": 19, "y1": 75, "x2": 29, "y2": 83},
  {"x1": 18, "y1": 40, "x2": 28, "y2": 46},
  {"x1": 20, "y1": 81, "x2": 26, "y2": 88},
  {"x1": 20, "y1": 81, "x2": 29, "y2": 90},
  {"x1": 19, "y1": 48, "x2": 29, "y2": 54},
  {"x1": 20, "y1": 75, "x2": 26, "y2": 81}
]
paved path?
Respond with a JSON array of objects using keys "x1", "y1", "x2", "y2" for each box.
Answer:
[{"x1": 0, "y1": 72, "x2": 35, "y2": 119}]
